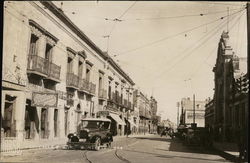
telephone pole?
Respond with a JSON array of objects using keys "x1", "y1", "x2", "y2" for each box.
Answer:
[
  {"x1": 177, "y1": 102, "x2": 180, "y2": 127},
  {"x1": 193, "y1": 94, "x2": 195, "y2": 124}
]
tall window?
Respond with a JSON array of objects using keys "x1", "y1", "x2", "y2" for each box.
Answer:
[
  {"x1": 67, "y1": 57, "x2": 73, "y2": 73},
  {"x1": 108, "y1": 81, "x2": 111, "y2": 100},
  {"x1": 78, "y1": 61, "x2": 83, "y2": 79},
  {"x1": 64, "y1": 108, "x2": 69, "y2": 136},
  {"x1": 99, "y1": 72, "x2": 104, "y2": 91},
  {"x1": 86, "y1": 68, "x2": 90, "y2": 82},
  {"x1": 54, "y1": 109, "x2": 58, "y2": 137},
  {"x1": 29, "y1": 34, "x2": 38, "y2": 56},
  {"x1": 41, "y1": 108, "x2": 48, "y2": 139},
  {"x1": 45, "y1": 43, "x2": 53, "y2": 61}
]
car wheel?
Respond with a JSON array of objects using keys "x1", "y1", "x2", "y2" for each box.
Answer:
[
  {"x1": 107, "y1": 141, "x2": 112, "y2": 148},
  {"x1": 94, "y1": 138, "x2": 101, "y2": 151}
]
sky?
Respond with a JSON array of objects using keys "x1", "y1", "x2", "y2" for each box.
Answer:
[{"x1": 53, "y1": 1, "x2": 247, "y2": 123}]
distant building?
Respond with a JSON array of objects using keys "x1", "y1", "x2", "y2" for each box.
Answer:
[
  {"x1": 204, "y1": 98, "x2": 215, "y2": 129},
  {"x1": 133, "y1": 89, "x2": 152, "y2": 134},
  {"x1": 180, "y1": 97, "x2": 206, "y2": 127}
]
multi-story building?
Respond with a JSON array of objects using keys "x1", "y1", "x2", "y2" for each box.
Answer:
[
  {"x1": 1, "y1": 1, "x2": 135, "y2": 150},
  {"x1": 133, "y1": 90, "x2": 152, "y2": 134},
  {"x1": 204, "y1": 98, "x2": 215, "y2": 130},
  {"x1": 211, "y1": 31, "x2": 248, "y2": 142},
  {"x1": 179, "y1": 97, "x2": 206, "y2": 127},
  {"x1": 150, "y1": 96, "x2": 158, "y2": 133}
]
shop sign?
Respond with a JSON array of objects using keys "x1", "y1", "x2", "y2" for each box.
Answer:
[
  {"x1": 187, "y1": 112, "x2": 204, "y2": 119},
  {"x1": 32, "y1": 92, "x2": 58, "y2": 107}
]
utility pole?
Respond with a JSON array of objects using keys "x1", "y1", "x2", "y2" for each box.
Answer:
[
  {"x1": 177, "y1": 102, "x2": 180, "y2": 127},
  {"x1": 181, "y1": 101, "x2": 184, "y2": 125},
  {"x1": 193, "y1": 94, "x2": 195, "y2": 124},
  {"x1": 144, "y1": 101, "x2": 146, "y2": 135}
]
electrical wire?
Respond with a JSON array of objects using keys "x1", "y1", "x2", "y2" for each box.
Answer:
[
  {"x1": 124, "y1": 8, "x2": 243, "y2": 21},
  {"x1": 113, "y1": 8, "x2": 246, "y2": 57},
  {"x1": 153, "y1": 10, "x2": 242, "y2": 82},
  {"x1": 108, "y1": 1, "x2": 137, "y2": 36},
  {"x1": 188, "y1": 11, "x2": 245, "y2": 79}
]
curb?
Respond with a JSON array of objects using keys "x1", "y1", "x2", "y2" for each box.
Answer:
[{"x1": 212, "y1": 146, "x2": 242, "y2": 162}]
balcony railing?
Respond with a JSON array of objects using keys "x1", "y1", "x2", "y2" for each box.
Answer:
[
  {"x1": 128, "y1": 102, "x2": 132, "y2": 109},
  {"x1": 27, "y1": 55, "x2": 61, "y2": 81},
  {"x1": 123, "y1": 99, "x2": 128, "y2": 107},
  {"x1": 98, "y1": 89, "x2": 107, "y2": 99},
  {"x1": 27, "y1": 55, "x2": 49, "y2": 76},
  {"x1": 48, "y1": 62, "x2": 61, "y2": 80},
  {"x1": 66, "y1": 73, "x2": 79, "y2": 89},
  {"x1": 79, "y1": 78, "x2": 89, "y2": 92},
  {"x1": 89, "y1": 82, "x2": 96, "y2": 95}
]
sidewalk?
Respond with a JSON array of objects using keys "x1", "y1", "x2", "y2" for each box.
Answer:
[
  {"x1": 0, "y1": 134, "x2": 150, "y2": 158},
  {"x1": 212, "y1": 141, "x2": 247, "y2": 162}
]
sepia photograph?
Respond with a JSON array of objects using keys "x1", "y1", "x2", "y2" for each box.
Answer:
[{"x1": 1, "y1": 1, "x2": 248, "y2": 163}]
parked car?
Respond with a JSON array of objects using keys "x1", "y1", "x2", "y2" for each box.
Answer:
[
  {"x1": 185, "y1": 127, "x2": 206, "y2": 146},
  {"x1": 67, "y1": 117, "x2": 113, "y2": 151}
]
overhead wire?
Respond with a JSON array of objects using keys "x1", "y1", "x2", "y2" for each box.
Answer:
[
  {"x1": 106, "y1": 1, "x2": 137, "y2": 55},
  {"x1": 188, "y1": 11, "x2": 246, "y2": 79},
  {"x1": 152, "y1": 9, "x2": 243, "y2": 83},
  {"x1": 124, "y1": 7, "x2": 243, "y2": 21},
  {"x1": 108, "y1": 1, "x2": 137, "y2": 36},
  {"x1": 113, "y1": 7, "x2": 246, "y2": 57}
]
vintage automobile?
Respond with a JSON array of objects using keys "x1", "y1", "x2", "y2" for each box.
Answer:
[
  {"x1": 67, "y1": 117, "x2": 113, "y2": 151},
  {"x1": 185, "y1": 127, "x2": 206, "y2": 146}
]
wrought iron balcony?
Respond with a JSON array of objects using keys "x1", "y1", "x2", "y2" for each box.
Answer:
[
  {"x1": 78, "y1": 78, "x2": 89, "y2": 93},
  {"x1": 123, "y1": 99, "x2": 128, "y2": 107},
  {"x1": 27, "y1": 55, "x2": 61, "y2": 82},
  {"x1": 98, "y1": 89, "x2": 107, "y2": 100},
  {"x1": 89, "y1": 82, "x2": 96, "y2": 95},
  {"x1": 27, "y1": 55, "x2": 49, "y2": 77},
  {"x1": 48, "y1": 62, "x2": 61, "y2": 81},
  {"x1": 66, "y1": 73, "x2": 79, "y2": 89},
  {"x1": 128, "y1": 102, "x2": 132, "y2": 110}
]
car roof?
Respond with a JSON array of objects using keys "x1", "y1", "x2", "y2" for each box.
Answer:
[{"x1": 81, "y1": 117, "x2": 111, "y2": 122}]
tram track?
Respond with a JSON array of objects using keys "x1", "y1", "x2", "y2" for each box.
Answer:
[
  {"x1": 82, "y1": 148, "x2": 131, "y2": 163},
  {"x1": 82, "y1": 150, "x2": 93, "y2": 163},
  {"x1": 114, "y1": 148, "x2": 131, "y2": 163}
]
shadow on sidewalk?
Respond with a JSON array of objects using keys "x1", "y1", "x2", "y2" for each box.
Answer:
[
  {"x1": 122, "y1": 149, "x2": 226, "y2": 162},
  {"x1": 134, "y1": 136, "x2": 172, "y2": 142}
]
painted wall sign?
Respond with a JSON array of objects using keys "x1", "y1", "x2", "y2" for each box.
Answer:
[{"x1": 32, "y1": 92, "x2": 58, "y2": 107}]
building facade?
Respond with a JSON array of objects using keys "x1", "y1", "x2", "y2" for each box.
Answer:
[
  {"x1": 150, "y1": 96, "x2": 158, "y2": 133},
  {"x1": 179, "y1": 97, "x2": 206, "y2": 127},
  {"x1": 1, "y1": 1, "x2": 136, "y2": 150},
  {"x1": 133, "y1": 90, "x2": 152, "y2": 134},
  {"x1": 210, "y1": 31, "x2": 248, "y2": 142}
]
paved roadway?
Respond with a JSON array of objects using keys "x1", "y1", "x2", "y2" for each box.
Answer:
[{"x1": 1, "y1": 134, "x2": 230, "y2": 163}]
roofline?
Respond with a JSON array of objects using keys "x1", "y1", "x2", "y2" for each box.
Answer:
[
  {"x1": 107, "y1": 57, "x2": 135, "y2": 85},
  {"x1": 40, "y1": 1, "x2": 108, "y2": 60},
  {"x1": 40, "y1": 1, "x2": 135, "y2": 86}
]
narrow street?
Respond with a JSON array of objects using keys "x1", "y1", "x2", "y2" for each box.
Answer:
[{"x1": 1, "y1": 134, "x2": 229, "y2": 163}]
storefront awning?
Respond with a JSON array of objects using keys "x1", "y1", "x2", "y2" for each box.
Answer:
[
  {"x1": 128, "y1": 119, "x2": 137, "y2": 127},
  {"x1": 109, "y1": 113, "x2": 126, "y2": 125}
]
